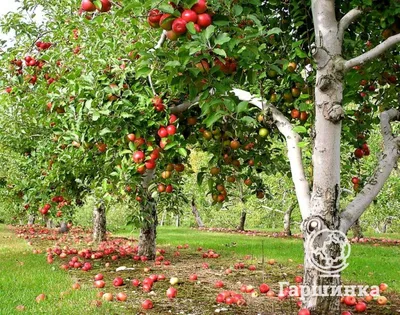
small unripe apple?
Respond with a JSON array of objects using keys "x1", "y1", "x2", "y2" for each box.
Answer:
[{"x1": 170, "y1": 277, "x2": 179, "y2": 285}]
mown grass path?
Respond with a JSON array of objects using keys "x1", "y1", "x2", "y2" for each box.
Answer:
[
  {"x1": 118, "y1": 227, "x2": 400, "y2": 292},
  {"x1": 0, "y1": 224, "x2": 113, "y2": 314}
]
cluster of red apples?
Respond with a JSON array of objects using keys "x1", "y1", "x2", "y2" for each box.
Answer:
[
  {"x1": 147, "y1": 0, "x2": 212, "y2": 41},
  {"x1": 80, "y1": 0, "x2": 111, "y2": 13},
  {"x1": 5, "y1": 42, "x2": 58, "y2": 93}
]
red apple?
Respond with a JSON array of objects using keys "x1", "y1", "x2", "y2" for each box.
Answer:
[
  {"x1": 354, "y1": 148, "x2": 364, "y2": 159},
  {"x1": 35, "y1": 293, "x2": 46, "y2": 303},
  {"x1": 354, "y1": 301, "x2": 367, "y2": 312},
  {"x1": 127, "y1": 133, "x2": 136, "y2": 142},
  {"x1": 94, "y1": 280, "x2": 105, "y2": 288},
  {"x1": 131, "y1": 279, "x2": 140, "y2": 287},
  {"x1": 298, "y1": 309, "x2": 311, "y2": 315},
  {"x1": 166, "y1": 30, "x2": 179, "y2": 41},
  {"x1": 192, "y1": 0, "x2": 207, "y2": 14},
  {"x1": 148, "y1": 9, "x2": 162, "y2": 25},
  {"x1": 379, "y1": 283, "x2": 388, "y2": 292},
  {"x1": 132, "y1": 151, "x2": 145, "y2": 163},
  {"x1": 102, "y1": 293, "x2": 113, "y2": 301},
  {"x1": 145, "y1": 159, "x2": 156, "y2": 169},
  {"x1": 295, "y1": 276, "x2": 303, "y2": 283},
  {"x1": 141, "y1": 299, "x2": 153, "y2": 309},
  {"x1": 172, "y1": 18, "x2": 187, "y2": 35},
  {"x1": 344, "y1": 296, "x2": 357, "y2": 306},
  {"x1": 96, "y1": 0, "x2": 111, "y2": 12},
  {"x1": 259, "y1": 283, "x2": 270, "y2": 293},
  {"x1": 189, "y1": 274, "x2": 198, "y2": 281},
  {"x1": 81, "y1": 0, "x2": 96, "y2": 12},
  {"x1": 166, "y1": 125, "x2": 176, "y2": 135},
  {"x1": 113, "y1": 277, "x2": 124, "y2": 287},
  {"x1": 94, "y1": 273, "x2": 104, "y2": 281},
  {"x1": 116, "y1": 292, "x2": 127, "y2": 301},
  {"x1": 197, "y1": 13, "x2": 212, "y2": 28},
  {"x1": 158, "y1": 127, "x2": 168, "y2": 138},
  {"x1": 167, "y1": 287, "x2": 177, "y2": 299},
  {"x1": 181, "y1": 10, "x2": 198, "y2": 23},
  {"x1": 377, "y1": 296, "x2": 388, "y2": 305},
  {"x1": 169, "y1": 114, "x2": 178, "y2": 124}
]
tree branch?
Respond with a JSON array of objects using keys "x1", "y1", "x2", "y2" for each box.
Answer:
[
  {"x1": 148, "y1": 31, "x2": 167, "y2": 95},
  {"x1": 169, "y1": 96, "x2": 200, "y2": 114},
  {"x1": 232, "y1": 89, "x2": 311, "y2": 219},
  {"x1": 344, "y1": 34, "x2": 400, "y2": 70},
  {"x1": 338, "y1": 7, "x2": 362, "y2": 41},
  {"x1": 142, "y1": 169, "x2": 156, "y2": 190},
  {"x1": 340, "y1": 108, "x2": 400, "y2": 233}
]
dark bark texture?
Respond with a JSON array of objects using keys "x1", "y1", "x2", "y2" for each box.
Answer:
[
  {"x1": 138, "y1": 198, "x2": 158, "y2": 260},
  {"x1": 93, "y1": 202, "x2": 106, "y2": 243}
]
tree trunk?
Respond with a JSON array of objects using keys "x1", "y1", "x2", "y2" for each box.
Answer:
[
  {"x1": 351, "y1": 219, "x2": 363, "y2": 239},
  {"x1": 191, "y1": 199, "x2": 204, "y2": 227},
  {"x1": 302, "y1": 217, "x2": 347, "y2": 314},
  {"x1": 45, "y1": 218, "x2": 54, "y2": 228},
  {"x1": 138, "y1": 198, "x2": 157, "y2": 260},
  {"x1": 303, "y1": 1, "x2": 345, "y2": 312},
  {"x1": 237, "y1": 210, "x2": 246, "y2": 231},
  {"x1": 175, "y1": 214, "x2": 180, "y2": 227},
  {"x1": 283, "y1": 205, "x2": 294, "y2": 236},
  {"x1": 28, "y1": 214, "x2": 35, "y2": 225},
  {"x1": 59, "y1": 221, "x2": 68, "y2": 233},
  {"x1": 383, "y1": 217, "x2": 394, "y2": 233},
  {"x1": 160, "y1": 210, "x2": 167, "y2": 226},
  {"x1": 93, "y1": 202, "x2": 106, "y2": 243}
]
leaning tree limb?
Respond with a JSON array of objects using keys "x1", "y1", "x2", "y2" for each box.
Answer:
[
  {"x1": 231, "y1": 88, "x2": 311, "y2": 219},
  {"x1": 338, "y1": 7, "x2": 363, "y2": 41},
  {"x1": 344, "y1": 34, "x2": 400, "y2": 70},
  {"x1": 170, "y1": 96, "x2": 200, "y2": 114},
  {"x1": 340, "y1": 108, "x2": 400, "y2": 233}
]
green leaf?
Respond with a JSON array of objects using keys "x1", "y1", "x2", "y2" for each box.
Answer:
[
  {"x1": 119, "y1": 150, "x2": 132, "y2": 155},
  {"x1": 266, "y1": 27, "x2": 282, "y2": 36},
  {"x1": 204, "y1": 25, "x2": 215, "y2": 40},
  {"x1": 197, "y1": 172, "x2": 205, "y2": 185},
  {"x1": 215, "y1": 33, "x2": 231, "y2": 45},
  {"x1": 92, "y1": 111, "x2": 100, "y2": 121},
  {"x1": 99, "y1": 128, "x2": 112, "y2": 136},
  {"x1": 165, "y1": 60, "x2": 181, "y2": 67},
  {"x1": 295, "y1": 47, "x2": 308, "y2": 58},
  {"x1": 159, "y1": 4, "x2": 175, "y2": 14},
  {"x1": 203, "y1": 111, "x2": 225, "y2": 127},
  {"x1": 236, "y1": 101, "x2": 249, "y2": 114},
  {"x1": 186, "y1": 22, "x2": 196, "y2": 34},
  {"x1": 297, "y1": 141, "x2": 309, "y2": 148},
  {"x1": 164, "y1": 142, "x2": 178, "y2": 150},
  {"x1": 151, "y1": 191, "x2": 159, "y2": 199},
  {"x1": 292, "y1": 126, "x2": 307, "y2": 134},
  {"x1": 135, "y1": 67, "x2": 152, "y2": 78},
  {"x1": 240, "y1": 116, "x2": 257, "y2": 126},
  {"x1": 178, "y1": 147, "x2": 187, "y2": 157},
  {"x1": 233, "y1": 5, "x2": 243, "y2": 16},
  {"x1": 121, "y1": 112, "x2": 134, "y2": 118},
  {"x1": 292, "y1": 40, "x2": 304, "y2": 49},
  {"x1": 223, "y1": 98, "x2": 235, "y2": 112},
  {"x1": 207, "y1": 178, "x2": 214, "y2": 191},
  {"x1": 213, "y1": 48, "x2": 226, "y2": 57}
]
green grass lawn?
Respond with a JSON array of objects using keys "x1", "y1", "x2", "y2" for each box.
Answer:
[
  {"x1": 0, "y1": 225, "x2": 114, "y2": 315},
  {"x1": 118, "y1": 226, "x2": 400, "y2": 292}
]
